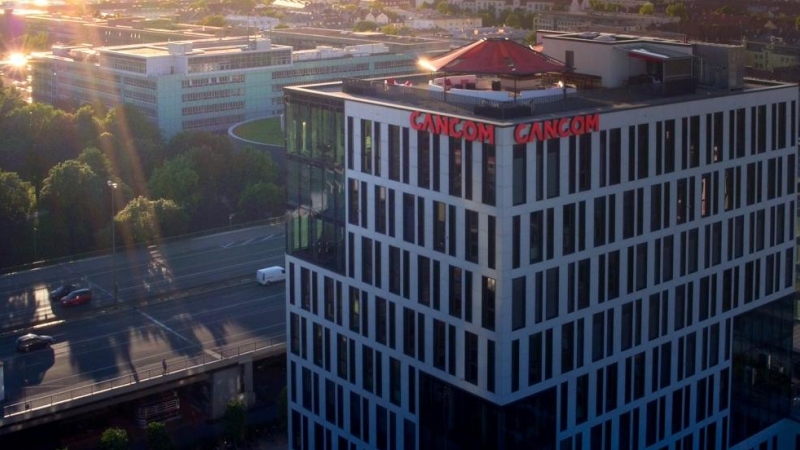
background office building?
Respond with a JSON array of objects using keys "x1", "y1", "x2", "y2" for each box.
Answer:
[
  {"x1": 28, "y1": 35, "x2": 429, "y2": 138},
  {"x1": 284, "y1": 32, "x2": 800, "y2": 449}
]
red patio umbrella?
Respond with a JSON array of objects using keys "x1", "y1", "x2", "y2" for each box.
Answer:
[{"x1": 418, "y1": 38, "x2": 570, "y2": 77}]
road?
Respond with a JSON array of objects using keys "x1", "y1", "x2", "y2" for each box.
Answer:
[
  {"x1": 0, "y1": 225, "x2": 287, "y2": 407},
  {"x1": 0, "y1": 224, "x2": 286, "y2": 331}
]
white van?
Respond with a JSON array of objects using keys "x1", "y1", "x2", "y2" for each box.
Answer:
[{"x1": 256, "y1": 266, "x2": 286, "y2": 285}]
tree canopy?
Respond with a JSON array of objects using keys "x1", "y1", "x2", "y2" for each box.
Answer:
[
  {"x1": 199, "y1": 14, "x2": 228, "y2": 27},
  {"x1": 0, "y1": 169, "x2": 33, "y2": 227},
  {"x1": 354, "y1": 21, "x2": 378, "y2": 32},
  {"x1": 0, "y1": 82, "x2": 284, "y2": 266},
  {"x1": 40, "y1": 159, "x2": 107, "y2": 253},
  {"x1": 147, "y1": 154, "x2": 201, "y2": 214},
  {"x1": 222, "y1": 399, "x2": 248, "y2": 445},
  {"x1": 100, "y1": 427, "x2": 129, "y2": 450},
  {"x1": 146, "y1": 422, "x2": 174, "y2": 450},
  {"x1": 115, "y1": 196, "x2": 188, "y2": 245},
  {"x1": 666, "y1": 2, "x2": 688, "y2": 19}
]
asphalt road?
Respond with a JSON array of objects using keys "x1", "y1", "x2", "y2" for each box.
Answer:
[
  {"x1": 0, "y1": 225, "x2": 288, "y2": 407},
  {"x1": 0, "y1": 224, "x2": 286, "y2": 332}
]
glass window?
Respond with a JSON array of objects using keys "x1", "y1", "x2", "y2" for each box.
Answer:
[
  {"x1": 482, "y1": 144, "x2": 496, "y2": 205},
  {"x1": 482, "y1": 276, "x2": 496, "y2": 331},
  {"x1": 513, "y1": 143, "x2": 526, "y2": 205}
]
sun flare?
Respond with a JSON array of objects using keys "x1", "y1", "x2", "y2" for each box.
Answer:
[{"x1": 6, "y1": 53, "x2": 27, "y2": 68}]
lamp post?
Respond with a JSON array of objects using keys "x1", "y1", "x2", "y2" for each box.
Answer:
[
  {"x1": 32, "y1": 211, "x2": 38, "y2": 262},
  {"x1": 108, "y1": 180, "x2": 118, "y2": 304}
]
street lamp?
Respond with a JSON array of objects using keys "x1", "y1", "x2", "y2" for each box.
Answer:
[
  {"x1": 32, "y1": 211, "x2": 38, "y2": 262},
  {"x1": 108, "y1": 180, "x2": 118, "y2": 304}
]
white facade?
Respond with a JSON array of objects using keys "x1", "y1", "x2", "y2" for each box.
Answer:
[
  {"x1": 284, "y1": 33, "x2": 800, "y2": 450},
  {"x1": 29, "y1": 36, "x2": 420, "y2": 138}
]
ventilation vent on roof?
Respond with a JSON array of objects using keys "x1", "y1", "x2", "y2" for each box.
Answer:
[
  {"x1": 594, "y1": 34, "x2": 616, "y2": 42},
  {"x1": 578, "y1": 32, "x2": 599, "y2": 39}
]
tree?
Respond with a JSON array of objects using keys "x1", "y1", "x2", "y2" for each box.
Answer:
[
  {"x1": 0, "y1": 170, "x2": 34, "y2": 265},
  {"x1": 100, "y1": 104, "x2": 165, "y2": 185},
  {"x1": 353, "y1": 21, "x2": 378, "y2": 32},
  {"x1": 77, "y1": 147, "x2": 113, "y2": 183},
  {"x1": 170, "y1": 132, "x2": 233, "y2": 190},
  {"x1": 224, "y1": 0, "x2": 256, "y2": 13},
  {"x1": 380, "y1": 24, "x2": 402, "y2": 35},
  {"x1": 147, "y1": 155, "x2": 201, "y2": 214},
  {"x1": 0, "y1": 170, "x2": 33, "y2": 227},
  {"x1": 238, "y1": 182, "x2": 284, "y2": 221},
  {"x1": 504, "y1": 13, "x2": 521, "y2": 28},
  {"x1": 524, "y1": 30, "x2": 537, "y2": 46},
  {"x1": 199, "y1": 14, "x2": 228, "y2": 27},
  {"x1": 115, "y1": 196, "x2": 188, "y2": 245},
  {"x1": 40, "y1": 159, "x2": 105, "y2": 254},
  {"x1": 222, "y1": 399, "x2": 248, "y2": 447},
  {"x1": 73, "y1": 104, "x2": 104, "y2": 150},
  {"x1": 665, "y1": 2, "x2": 687, "y2": 20},
  {"x1": 228, "y1": 147, "x2": 279, "y2": 197},
  {"x1": 436, "y1": 1, "x2": 458, "y2": 15},
  {"x1": 180, "y1": 134, "x2": 236, "y2": 226},
  {"x1": 0, "y1": 81, "x2": 27, "y2": 118},
  {"x1": 0, "y1": 103, "x2": 83, "y2": 193},
  {"x1": 146, "y1": 421, "x2": 174, "y2": 450},
  {"x1": 100, "y1": 427, "x2": 129, "y2": 450},
  {"x1": 588, "y1": 0, "x2": 606, "y2": 11},
  {"x1": 639, "y1": 2, "x2": 655, "y2": 15}
]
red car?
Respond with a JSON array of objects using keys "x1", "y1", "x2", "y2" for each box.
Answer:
[{"x1": 60, "y1": 288, "x2": 92, "y2": 306}]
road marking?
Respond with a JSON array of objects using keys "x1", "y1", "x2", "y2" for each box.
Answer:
[{"x1": 138, "y1": 310, "x2": 222, "y2": 360}]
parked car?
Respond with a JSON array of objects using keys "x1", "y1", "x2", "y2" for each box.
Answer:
[
  {"x1": 16, "y1": 333, "x2": 55, "y2": 352},
  {"x1": 50, "y1": 283, "x2": 77, "y2": 301},
  {"x1": 60, "y1": 288, "x2": 92, "y2": 306}
]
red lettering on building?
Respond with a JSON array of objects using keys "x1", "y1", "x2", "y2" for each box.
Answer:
[
  {"x1": 514, "y1": 114, "x2": 600, "y2": 144},
  {"x1": 410, "y1": 111, "x2": 495, "y2": 145}
]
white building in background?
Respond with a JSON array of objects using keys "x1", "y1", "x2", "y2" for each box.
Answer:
[
  {"x1": 28, "y1": 35, "x2": 429, "y2": 138},
  {"x1": 283, "y1": 31, "x2": 800, "y2": 449},
  {"x1": 224, "y1": 15, "x2": 281, "y2": 31}
]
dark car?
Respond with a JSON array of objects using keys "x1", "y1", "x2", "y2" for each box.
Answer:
[
  {"x1": 16, "y1": 333, "x2": 55, "y2": 352},
  {"x1": 50, "y1": 284, "x2": 77, "y2": 301},
  {"x1": 60, "y1": 288, "x2": 92, "y2": 306}
]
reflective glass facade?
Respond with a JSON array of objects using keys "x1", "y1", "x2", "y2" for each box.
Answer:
[{"x1": 285, "y1": 91, "x2": 347, "y2": 274}]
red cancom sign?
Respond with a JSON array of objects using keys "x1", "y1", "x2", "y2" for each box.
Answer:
[
  {"x1": 514, "y1": 113, "x2": 600, "y2": 144},
  {"x1": 410, "y1": 111, "x2": 495, "y2": 145}
]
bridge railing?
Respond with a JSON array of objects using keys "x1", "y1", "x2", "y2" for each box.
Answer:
[{"x1": 2, "y1": 334, "x2": 286, "y2": 420}]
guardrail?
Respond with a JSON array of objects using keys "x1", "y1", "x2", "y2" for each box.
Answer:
[{"x1": 2, "y1": 334, "x2": 287, "y2": 420}]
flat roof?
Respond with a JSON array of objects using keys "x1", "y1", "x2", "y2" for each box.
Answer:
[
  {"x1": 286, "y1": 74, "x2": 795, "y2": 127},
  {"x1": 120, "y1": 46, "x2": 170, "y2": 57},
  {"x1": 269, "y1": 27, "x2": 449, "y2": 45}
]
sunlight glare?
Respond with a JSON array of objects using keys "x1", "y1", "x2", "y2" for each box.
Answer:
[{"x1": 7, "y1": 53, "x2": 27, "y2": 68}]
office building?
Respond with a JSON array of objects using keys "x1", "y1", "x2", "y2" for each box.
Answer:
[
  {"x1": 284, "y1": 33, "x2": 799, "y2": 449},
  {"x1": 28, "y1": 35, "x2": 430, "y2": 138}
]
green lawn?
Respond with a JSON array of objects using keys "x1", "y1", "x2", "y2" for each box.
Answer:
[{"x1": 232, "y1": 117, "x2": 285, "y2": 146}]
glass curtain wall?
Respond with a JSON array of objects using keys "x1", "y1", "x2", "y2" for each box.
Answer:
[{"x1": 284, "y1": 91, "x2": 346, "y2": 274}]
